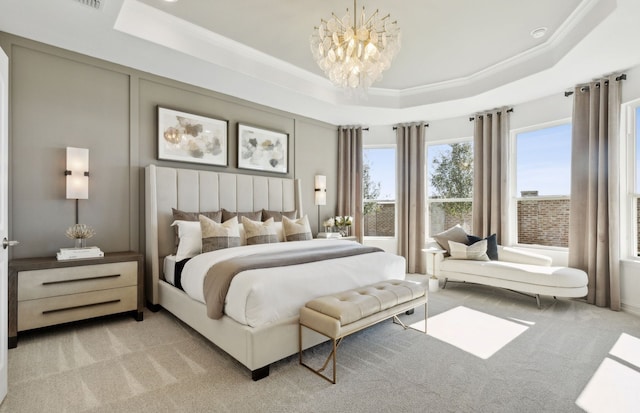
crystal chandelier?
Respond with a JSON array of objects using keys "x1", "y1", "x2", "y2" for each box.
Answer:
[{"x1": 310, "y1": 1, "x2": 401, "y2": 89}]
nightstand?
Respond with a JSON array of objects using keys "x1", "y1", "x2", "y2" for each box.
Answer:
[{"x1": 8, "y1": 251, "x2": 144, "y2": 348}]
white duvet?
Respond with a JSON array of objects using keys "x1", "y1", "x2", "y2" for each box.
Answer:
[{"x1": 177, "y1": 240, "x2": 406, "y2": 327}]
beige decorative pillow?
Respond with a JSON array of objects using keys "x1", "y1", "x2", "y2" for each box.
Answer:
[
  {"x1": 433, "y1": 225, "x2": 469, "y2": 255},
  {"x1": 241, "y1": 216, "x2": 278, "y2": 245},
  {"x1": 282, "y1": 215, "x2": 312, "y2": 241},
  {"x1": 449, "y1": 240, "x2": 490, "y2": 261},
  {"x1": 171, "y1": 208, "x2": 222, "y2": 252},
  {"x1": 199, "y1": 215, "x2": 241, "y2": 252}
]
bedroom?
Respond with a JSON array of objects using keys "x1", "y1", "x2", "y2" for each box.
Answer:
[{"x1": 1, "y1": 0, "x2": 640, "y2": 411}]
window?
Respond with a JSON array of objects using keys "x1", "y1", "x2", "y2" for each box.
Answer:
[
  {"x1": 634, "y1": 106, "x2": 640, "y2": 256},
  {"x1": 363, "y1": 147, "x2": 395, "y2": 237},
  {"x1": 427, "y1": 141, "x2": 473, "y2": 236},
  {"x1": 514, "y1": 123, "x2": 571, "y2": 247}
]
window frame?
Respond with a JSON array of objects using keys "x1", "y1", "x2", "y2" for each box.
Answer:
[
  {"x1": 509, "y1": 118, "x2": 572, "y2": 250},
  {"x1": 426, "y1": 137, "x2": 474, "y2": 237},
  {"x1": 362, "y1": 144, "x2": 397, "y2": 239},
  {"x1": 623, "y1": 99, "x2": 640, "y2": 259}
]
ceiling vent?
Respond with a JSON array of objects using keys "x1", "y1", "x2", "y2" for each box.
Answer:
[{"x1": 75, "y1": 0, "x2": 104, "y2": 10}]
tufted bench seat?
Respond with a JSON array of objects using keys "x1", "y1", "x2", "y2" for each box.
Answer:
[{"x1": 299, "y1": 279, "x2": 427, "y2": 383}]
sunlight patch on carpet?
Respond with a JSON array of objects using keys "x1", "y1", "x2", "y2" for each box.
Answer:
[
  {"x1": 418, "y1": 306, "x2": 530, "y2": 359},
  {"x1": 610, "y1": 333, "x2": 640, "y2": 369},
  {"x1": 576, "y1": 333, "x2": 640, "y2": 413}
]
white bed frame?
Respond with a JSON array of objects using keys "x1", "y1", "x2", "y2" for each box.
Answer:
[{"x1": 144, "y1": 164, "x2": 327, "y2": 380}]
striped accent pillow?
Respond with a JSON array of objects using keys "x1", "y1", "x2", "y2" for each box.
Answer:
[
  {"x1": 282, "y1": 215, "x2": 312, "y2": 242},
  {"x1": 241, "y1": 216, "x2": 278, "y2": 245},
  {"x1": 448, "y1": 240, "x2": 489, "y2": 261},
  {"x1": 199, "y1": 215, "x2": 241, "y2": 253}
]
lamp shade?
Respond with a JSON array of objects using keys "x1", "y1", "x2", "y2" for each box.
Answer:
[
  {"x1": 66, "y1": 147, "x2": 89, "y2": 199},
  {"x1": 314, "y1": 175, "x2": 326, "y2": 206}
]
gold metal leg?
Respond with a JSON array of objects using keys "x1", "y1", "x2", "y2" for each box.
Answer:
[
  {"x1": 299, "y1": 324, "x2": 340, "y2": 384},
  {"x1": 392, "y1": 304, "x2": 427, "y2": 334}
]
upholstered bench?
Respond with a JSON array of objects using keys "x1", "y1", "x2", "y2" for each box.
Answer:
[{"x1": 299, "y1": 279, "x2": 427, "y2": 383}]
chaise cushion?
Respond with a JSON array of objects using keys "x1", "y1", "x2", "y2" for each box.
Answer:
[{"x1": 440, "y1": 259, "x2": 587, "y2": 289}]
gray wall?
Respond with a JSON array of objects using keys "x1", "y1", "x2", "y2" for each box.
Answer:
[{"x1": 0, "y1": 33, "x2": 338, "y2": 259}]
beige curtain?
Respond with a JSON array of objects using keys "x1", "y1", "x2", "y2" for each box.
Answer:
[
  {"x1": 337, "y1": 126, "x2": 363, "y2": 242},
  {"x1": 569, "y1": 75, "x2": 622, "y2": 310},
  {"x1": 472, "y1": 108, "x2": 510, "y2": 244},
  {"x1": 396, "y1": 123, "x2": 427, "y2": 274}
]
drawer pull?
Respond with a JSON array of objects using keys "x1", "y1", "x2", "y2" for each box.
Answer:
[
  {"x1": 42, "y1": 274, "x2": 120, "y2": 286},
  {"x1": 42, "y1": 299, "x2": 121, "y2": 315}
]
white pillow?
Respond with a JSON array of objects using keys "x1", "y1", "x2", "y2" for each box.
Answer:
[
  {"x1": 449, "y1": 240, "x2": 490, "y2": 261},
  {"x1": 171, "y1": 220, "x2": 202, "y2": 261}
]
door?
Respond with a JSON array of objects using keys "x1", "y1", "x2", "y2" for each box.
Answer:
[{"x1": 0, "y1": 47, "x2": 9, "y2": 403}]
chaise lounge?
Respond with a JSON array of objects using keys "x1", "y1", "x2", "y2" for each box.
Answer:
[{"x1": 427, "y1": 226, "x2": 588, "y2": 307}]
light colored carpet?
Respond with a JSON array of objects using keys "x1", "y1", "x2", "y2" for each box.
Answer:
[{"x1": 2, "y1": 280, "x2": 640, "y2": 413}]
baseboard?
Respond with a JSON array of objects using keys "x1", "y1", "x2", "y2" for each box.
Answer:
[{"x1": 622, "y1": 302, "x2": 640, "y2": 317}]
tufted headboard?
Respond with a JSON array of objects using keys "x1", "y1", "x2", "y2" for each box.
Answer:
[{"x1": 144, "y1": 164, "x2": 302, "y2": 305}]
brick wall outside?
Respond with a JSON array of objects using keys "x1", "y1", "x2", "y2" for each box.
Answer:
[
  {"x1": 364, "y1": 198, "x2": 640, "y2": 254},
  {"x1": 364, "y1": 202, "x2": 395, "y2": 236},
  {"x1": 429, "y1": 202, "x2": 472, "y2": 236},
  {"x1": 517, "y1": 198, "x2": 570, "y2": 247}
]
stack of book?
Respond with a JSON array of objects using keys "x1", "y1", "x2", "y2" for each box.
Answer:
[{"x1": 56, "y1": 246, "x2": 104, "y2": 260}]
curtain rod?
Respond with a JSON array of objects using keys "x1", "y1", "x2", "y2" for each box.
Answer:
[
  {"x1": 392, "y1": 123, "x2": 429, "y2": 130},
  {"x1": 564, "y1": 73, "x2": 627, "y2": 97},
  {"x1": 469, "y1": 108, "x2": 513, "y2": 122}
]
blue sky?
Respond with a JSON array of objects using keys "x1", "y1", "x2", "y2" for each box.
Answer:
[
  {"x1": 367, "y1": 116, "x2": 637, "y2": 198},
  {"x1": 516, "y1": 123, "x2": 572, "y2": 196},
  {"x1": 364, "y1": 148, "x2": 396, "y2": 200}
]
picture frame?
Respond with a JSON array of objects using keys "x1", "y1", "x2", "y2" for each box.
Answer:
[
  {"x1": 237, "y1": 123, "x2": 288, "y2": 174},
  {"x1": 157, "y1": 106, "x2": 228, "y2": 166}
]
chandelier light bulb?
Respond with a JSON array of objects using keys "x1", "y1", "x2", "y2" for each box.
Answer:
[{"x1": 310, "y1": 1, "x2": 401, "y2": 90}]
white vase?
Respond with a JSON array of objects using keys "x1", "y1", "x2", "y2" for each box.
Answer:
[{"x1": 429, "y1": 278, "x2": 439, "y2": 292}]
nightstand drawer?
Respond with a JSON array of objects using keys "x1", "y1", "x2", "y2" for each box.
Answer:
[
  {"x1": 18, "y1": 285, "x2": 137, "y2": 331},
  {"x1": 17, "y1": 261, "x2": 137, "y2": 300}
]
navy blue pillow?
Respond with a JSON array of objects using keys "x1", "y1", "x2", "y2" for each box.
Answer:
[{"x1": 467, "y1": 233, "x2": 498, "y2": 260}]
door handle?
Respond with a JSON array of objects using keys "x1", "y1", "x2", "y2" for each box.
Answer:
[{"x1": 2, "y1": 238, "x2": 19, "y2": 250}]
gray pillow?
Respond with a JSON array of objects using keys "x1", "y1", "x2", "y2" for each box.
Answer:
[
  {"x1": 172, "y1": 207, "x2": 222, "y2": 222},
  {"x1": 433, "y1": 225, "x2": 469, "y2": 255},
  {"x1": 222, "y1": 209, "x2": 262, "y2": 223},
  {"x1": 262, "y1": 209, "x2": 297, "y2": 222}
]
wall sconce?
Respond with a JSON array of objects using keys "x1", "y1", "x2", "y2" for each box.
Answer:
[
  {"x1": 65, "y1": 147, "x2": 89, "y2": 224},
  {"x1": 314, "y1": 175, "x2": 326, "y2": 232}
]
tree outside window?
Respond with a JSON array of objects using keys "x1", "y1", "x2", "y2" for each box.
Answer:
[
  {"x1": 363, "y1": 148, "x2": 395, "y2": 237},
  {"x1": 428, "y1": 142, "x2": 473, "y2": 235}
]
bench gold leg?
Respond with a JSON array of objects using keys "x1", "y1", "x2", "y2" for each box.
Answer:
[
  {"x1": 299, "y1": 323, "x2": 339, "y2": 384},
  {"x1": 392, "y1": 304, "x2": 428, "y2": 334}
]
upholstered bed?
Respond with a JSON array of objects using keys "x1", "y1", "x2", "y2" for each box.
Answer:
[{"x1": 144, "y1": 165, "x2": 406, "y2": 380}]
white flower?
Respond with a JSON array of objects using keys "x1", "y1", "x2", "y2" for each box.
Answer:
[
  {"x1": 323, "y1": 218, "x2": 335, "y2": 227},
  {"x1": 334, "y1": 216, "x2": 352, "y2": 227}
]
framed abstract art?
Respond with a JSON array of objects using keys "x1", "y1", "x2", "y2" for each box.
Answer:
[
  {"x1": 237, "y1": 123, "x2": 288, "y2": 174},
  {"x1": 158, "y1": 106, "x2": 228, "y2": 166}
]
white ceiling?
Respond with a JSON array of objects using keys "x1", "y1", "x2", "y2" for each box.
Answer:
[{"x1": 0, "y1": 0, "x2": 639, "y2": 125}]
